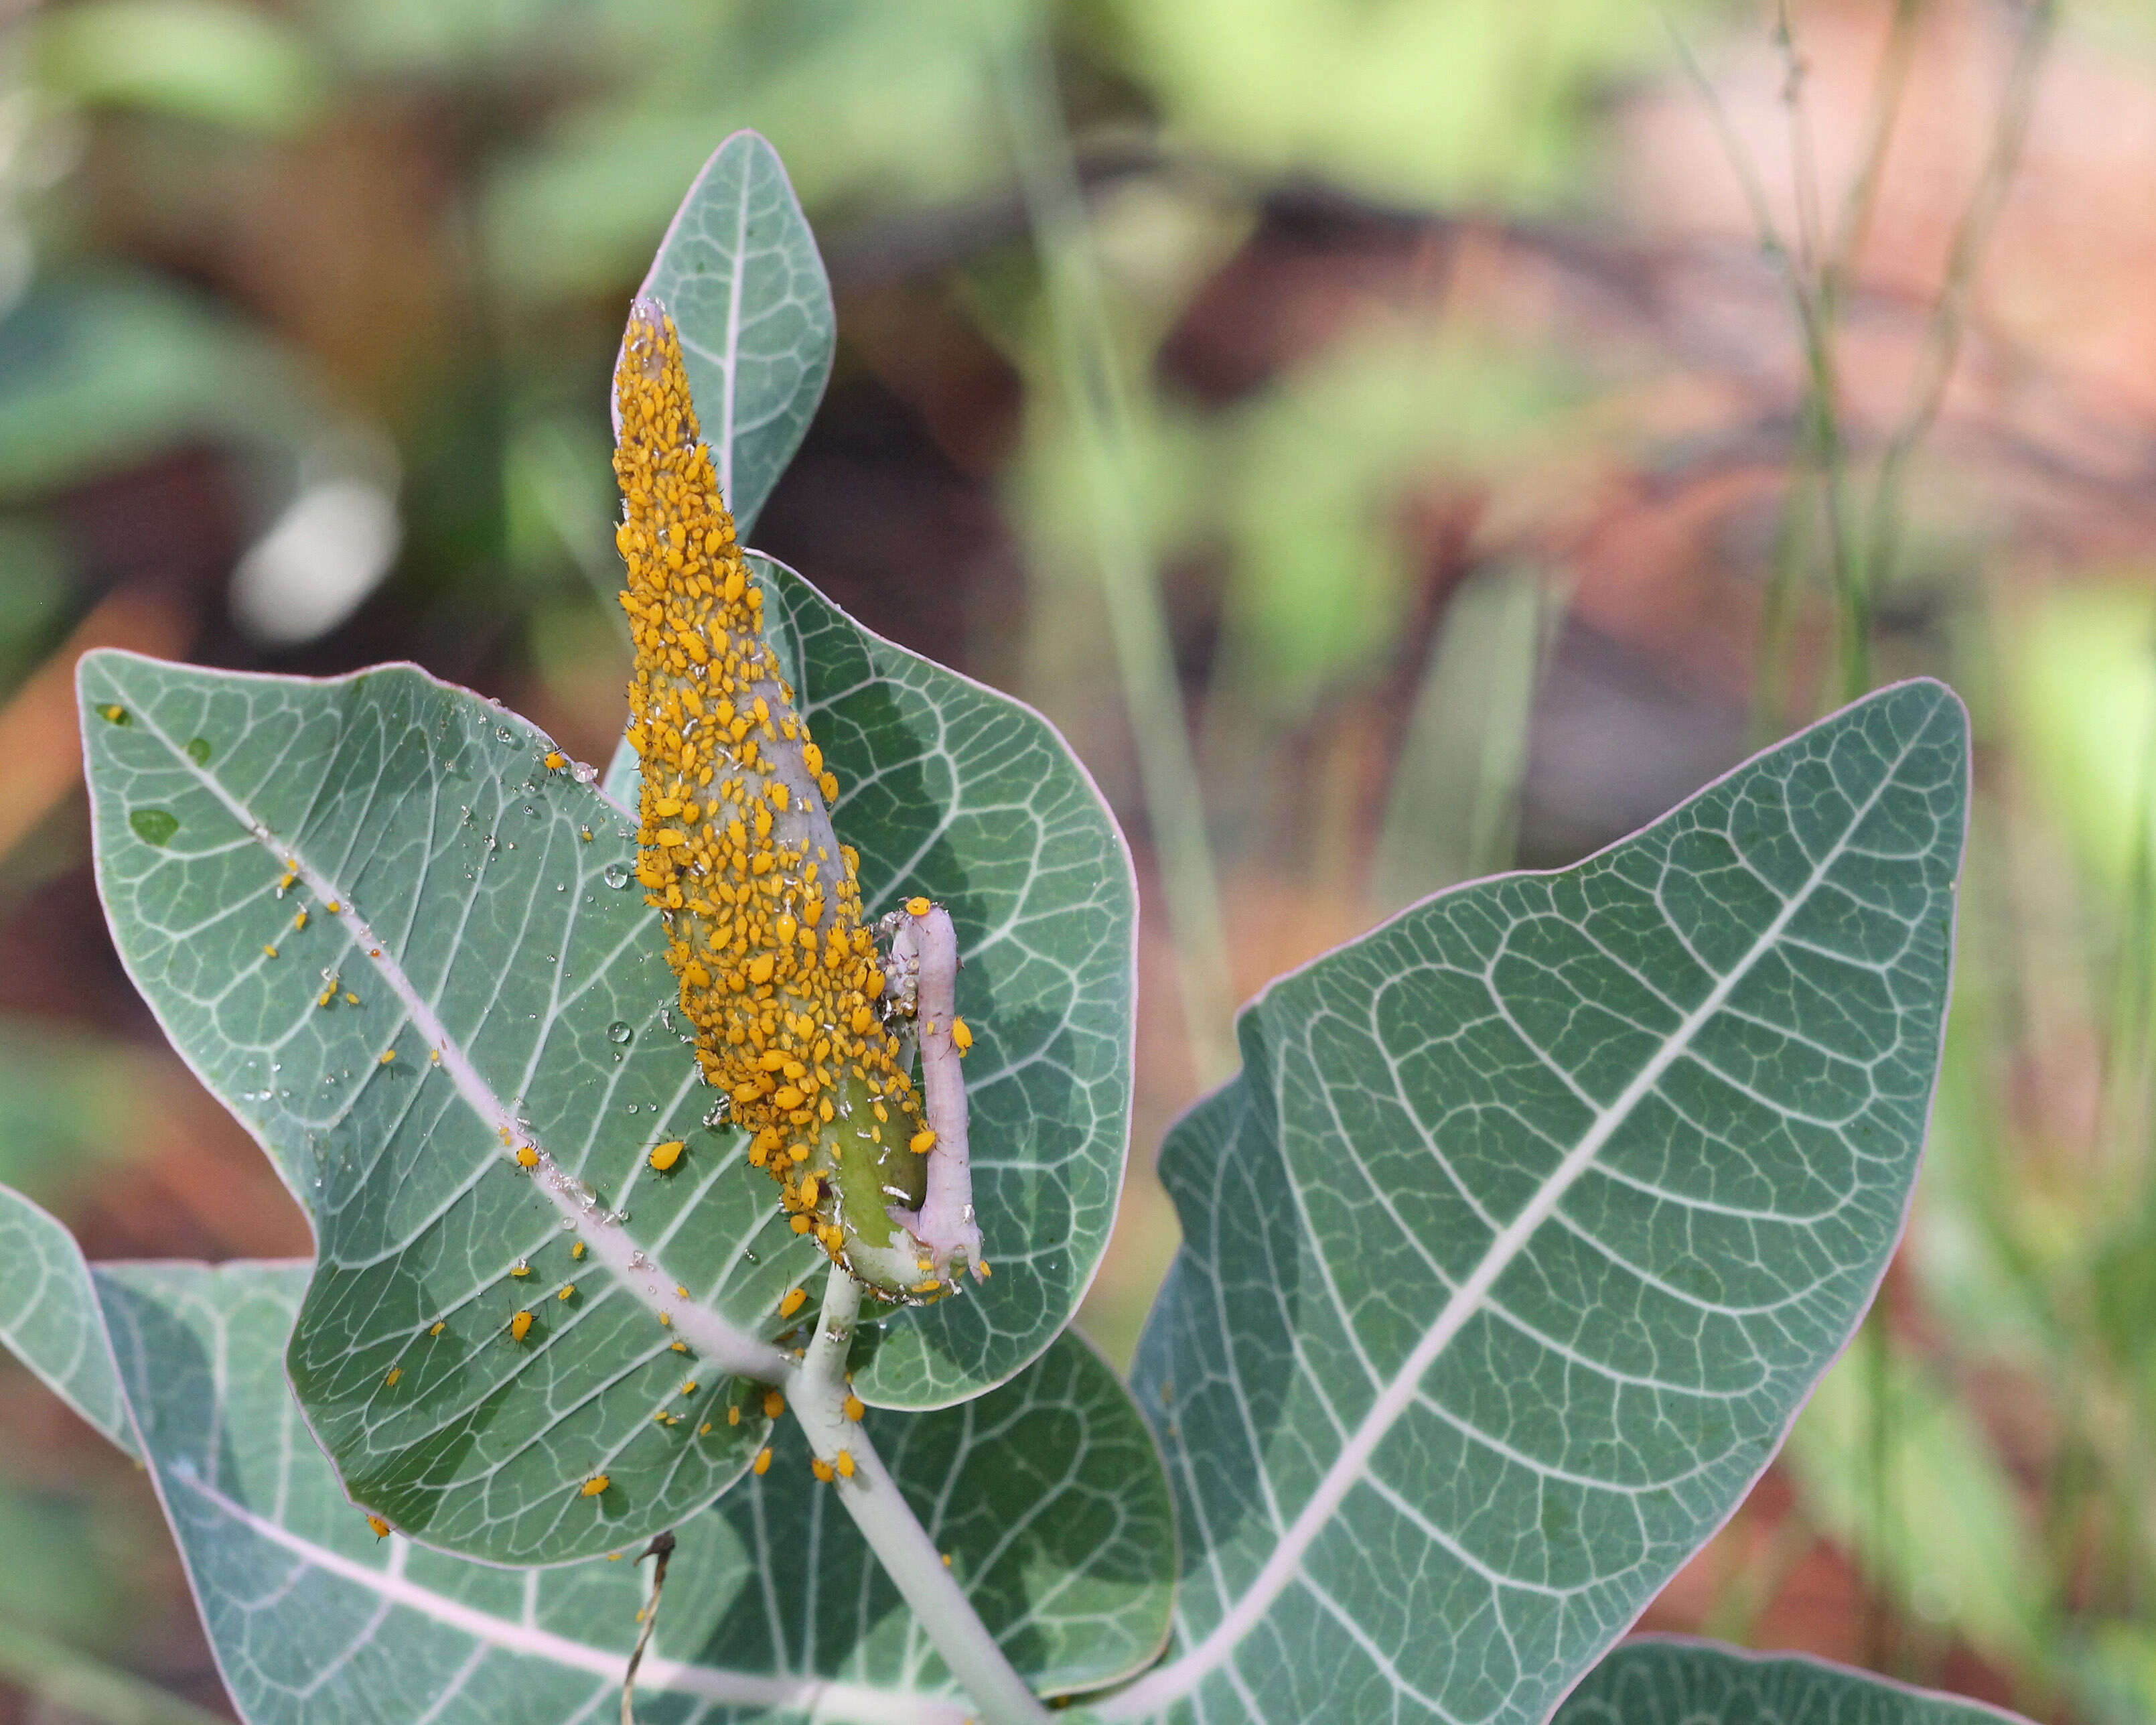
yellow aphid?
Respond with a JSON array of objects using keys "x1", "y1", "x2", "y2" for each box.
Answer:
[
  {"x1": 727, "y1": 1405, "x2": 742, "y2": 1427},
  {"x1": 429, "y1": 1048, "x2": 441, "y2": 1064},
  {"x1": 676, "y1": 1284, "x2": 691, "y2": 1298},
  {"x1": 699, "y1": 1422, "x2": 713, "y2": 1436},
  {"x1": 317, "y1": 987, "x2": 336, "y2": 1008},
  {"x1": 327, "y1": 900, "x2": 341, "y2": 913},
  {"x1": 367, "y1": 1515, "x2": 390, "y2": 1540},
  {"x1": 544, "y1": 751, "x2": 568, "y2": 772},
  {"x1": 379, "y1": 1050, "x2": 396, "y2": 1066},
  {"x1": 510, "y1": 1261, "x2": 530, "y2": 1278},
  {"x1": 910, "y1": 1129, "x2": 938, "y2": 1155},
  {"x1": 581, "y1": 1475, "x2": 609, "y2": 1497},
  {"x1": 429, "y1": 1321, "x2": 445, "y2": 1336},
  {"x1": 558, "y1": 1285, "x2": 575, "y2": 1302},
  {"x1": 344, "y1": 992, "x2": 360, "y2": 1006},
  {"x1": 510, "y1": 1310, "x2": 534, "y2": 1342},
  {"x1": 950, "y1": 1018, "x2": 973, "y2": 1054},
  {"x1": 835, "y1": 1450, "x2": 855, "y2": 1479},
  {"x1": 843, "y1": 1394, "x2": 865, "y2": 1422},
  {"x1": 263, "y1": 945, "x2": 278, "y2": 959},
  {"x1": 515, "y1": 1145, "x2": 538, "y2": 1170},
  {"x1": 612, "y1": 301, "x2": 935, "y2": 1294},
  {"x1": 762, "y1": 1387, "x2": 785, "y2": 1420},
  {"x1": 658, "y1": 1312, "x2": 672, "y2": 1327},
  {"x1": 942, "y1": 1552, "x2": 952, "y2": 1568},
  {"x1": 293, "y1": 910, "x2": 307, "y2": 930},
  {"x1": 753, "y1": 1447, "x2": 773, "y2": 1476},
  {"x1": 810, "y1": 1457, "x2": 835, "y2": 1482},
  {"x1": 279, "y1": 869, "x2": 297, "y2": 892},
  {"x1": 906, "y1": 896, "x2": 931, "y2": 917},
  {"x1": 649, "y1": 1139, "x2": 685, "y2": 1172},
  {"x1": 571, "y1": 1239, "x2": 586, "y2": 1260},
  {"x1": 384, "y1": 1367, "x2": 401, "y2": 1387},
  {"x1": 670, "y1": 1340, "x2": 689, "y2": 1353},
  {"x1": 681, "y1": 1381, "x2": 698, "y2": 1395},
  {"x1": 778, "y1": 1287, "x2": 808, "y2": 1319}
]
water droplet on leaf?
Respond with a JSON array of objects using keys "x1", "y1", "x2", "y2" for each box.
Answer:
[
  {"x1": 607, "y1": 1022, "x2": 633, "y2": 1045},
  {"x1": 129, "y1": 808, "x2": 179, "y2": 846},
  {"x1": 603, "y1": 863, "x2": 631, "y2": 889}
]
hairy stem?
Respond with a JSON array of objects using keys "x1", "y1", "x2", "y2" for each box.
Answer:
[{"x1": 788, "y1": 1267, "x2": 1050, "y2": 1724}]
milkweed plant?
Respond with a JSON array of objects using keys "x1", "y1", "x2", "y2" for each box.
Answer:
[{"x1": 0, "y1": 134, "x2": 2008, "y2": 1725}]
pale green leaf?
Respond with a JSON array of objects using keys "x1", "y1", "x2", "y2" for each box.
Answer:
[
  {"x1": 1555, "y1": 1641, "x2": 2029, "y2": 1724},
  {"x1": 1104, "y1": 681, "x2": 1969, "y2": 1724},
  {"x1": 767, "y1": 557, "x2": 1137, "y2": 1409},
  {"x1": 80, "y1": 647, "x2": 819, "y2": 1565},
  {"x1": 632, "y1": 130, "x2": 834, "y2": 541},
  {"x1": 0, "y1": 1184, "x2": 131, "y2": 1454},
  {"x1": 82, "y1": 1256, "x2": 1172, "y2": 1721}
]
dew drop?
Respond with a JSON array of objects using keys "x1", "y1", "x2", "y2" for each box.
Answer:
[
  {"x1": 496, "y1": 726, "x2": 514, "y2": 743},
  {"x1": 571, "y1": 762, "x2": 597, "y2": 784},
  {"x1": 626, "y1": 1102, "x2": 640, "y2": 1114},
  {"x1": 129, "y1": 808, "x2": 180, "y2": 846},
  {"x1": 607, "y1": 1022, "x2": 633, "y2": 1046},
  {"x1": 602, "y1": 863, "x2": 631, "y2": 889}
]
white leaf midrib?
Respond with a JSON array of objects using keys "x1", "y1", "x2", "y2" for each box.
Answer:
[
  {"x1": 115, "y1": 673, "x2": 792, "y2": 1384},
  {"x1": 1100, "y1": 722, "x2": 1932, "y2": 1718}
]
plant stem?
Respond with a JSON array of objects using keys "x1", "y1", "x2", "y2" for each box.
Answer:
[
  {"x1": 789, "y1": 1267, "x2": 1050, "y2": 1724},
  {"x1": 987, "y1": 15, "x2": 1238, "y2": 1085}
]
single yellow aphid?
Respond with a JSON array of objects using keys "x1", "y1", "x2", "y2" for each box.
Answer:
[
  {"x1": 429, "y1": 1321, "x2": 445, "y2": 1336},
  {"x1": 571, "y1": 1239, "x2": 586, "y2": 1260},
  {"x1": 810, "y1": 1457, "x2": 835, "y2": 1482},
  {"x1": 658, "y1": 1312, "x2": 672, "y2": 1328},
  {"x1": 293, "y1": 910, "x2": 308, "y2": 930},
  {"x1": 727, "y1": 1404, "x2": 742, "y2": 1427},
  {"x1": 906, "y1": 896, "x2": 931, "y2": 917},
  {"x1": 510, "y1": 1310, "x2": 534, "y2": 1342},
  {"x1": 581, "y1": 1475, "x2": 609, "y2": 1497},
  {"x1": 670, "y1": 1340, "x2": 689, "y2": 1353},
  {"x1": 379, "y1": 1050, "x2": 396, "y2": 1066},
  {"x1": 675, "y1": 1284, "x2": 691, "y2": 1299},
  {"x1": 558, "y1": 1285, "x2": 575, "y2": 1302},
  {"x1": 649, "y1": 1139, "x2": 685, "y2": 1172},
  {"x1": 752, "y1": 1447, "x2": 774, "y2": 1476},
  {"x1": 778, "y1": 1287, "x2": 808, "y2": 1319},
  {"x1": 510, "y1": 1261, "x2": 530, "y2": 1278},
  {"x1": 544, "y1": 751, "x2": 568, "y2": 771},
  {"x1": 514, "y1": 1145, "x2": 538, "y2": 1170},
  {"x1": 327, "y1": 900, "x2": 342, "y2": 913},
  {"x1": 910, "y1": 1129, "x2": 938, "y2": 1155},
  {"x1": 384, "y1": 1366, "x2": 401, "y2": 1387},
  {"x1": 263, "y1": 945, "x2": 278, "y2": 959},
  {"x1": 368, "y1": 1515, "x2": 390, "y2": 1540},
  {"x1": 843, "y1": 1393, "x2": 866, "y2": 1422},
  {"x1": 950, "y1": 1017, "x2": 973, "y2": 1054},
  {"x1": 279, "y1": 869, "x2": 297, "y2": 892},
  {"x1": 762, "y1": 1387, "x2": 786, "y2": 1420},
  {"x1": 699, "y1": 1422, "x2": 713, "y2": 1436},
  {"x1": 344, "y1": 991, "x2": 360, "y2": 1006},
  {"x1": 835, "y1": 1450, "x2": 856, "y2": 1479},
  {"x1": 681, "y1": 1380, "x2": 698, "y2": 1395},
  {"x1": 429, "y1": 1048, "x2": 441, "y2": 1064}
]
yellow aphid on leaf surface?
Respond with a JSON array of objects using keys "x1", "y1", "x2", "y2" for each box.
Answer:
[
  {"x1": 753, "y1": 1448, "x2": 773, "y2": 1476},
  {"x1": 650, "y1": 1139, "x2": 685, "y2": 1172},
  {"x1": 544, "y1": 751, "x2": 568, "y2": 772},
  {"x1": 810, "y1": 1457, "x2": 835, "y2": 1483},
  {"x1": 778, "y1": 1287, "x2": 807, "y2": 1319},
  {"x1": 515, "y1": 1145, "x2": 538, "y2": 1170},
  {"x1": 762, "y1": 1387, "x2": 785, "y2": 1420},
  {"x1": 510, "y1": 1310, "x2": 534, "y2": 1342},
  {"x1": 581, "y1": 1475, "x2": 609, "y2": 1497},
  {"x1": 367, "y1": 1515, "x2": 390, "y2": 1540},
  {"x1": 384, "y1": 1366, "x2": 401, "y2": 1387},
  {"x1": 571, "y1": 1239, "x2": 586, "y2": 1260}
]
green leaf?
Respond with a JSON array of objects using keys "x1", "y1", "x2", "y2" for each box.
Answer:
[
  {"x1": 31, "y1": 0, "x2": 328, "y2": 136},
  {"x1": 80, "y1": 646, "x2": 820, "y2": 1564},
  {"x1": 1106, "y1": 681, "x2": 1969, "y2": 1724},
  {"x1": 0, "y1": 1185, "x2": 131, "y2": 1454},
  {"x1": 768, "y1": 557, "x2": 1137, "y2": 1409},
  {"x1": 77, "y1": 1253, "x2": 1172, "y2": 1720},
  {"x1": 631, "y1": 129, "x2": 835, "y2": 541},
  {"x1": 1555, "y1": 1640, "x2": 2031, "y2": 1724}
]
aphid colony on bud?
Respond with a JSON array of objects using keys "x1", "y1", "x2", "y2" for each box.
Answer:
[{"x1": 611, "y1": 298, "x2": 958, "y2": 1301}]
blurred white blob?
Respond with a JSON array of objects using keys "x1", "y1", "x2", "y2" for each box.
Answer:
[{"x1": 230, "y1": 429, "x2": 401, "y2": 646}]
